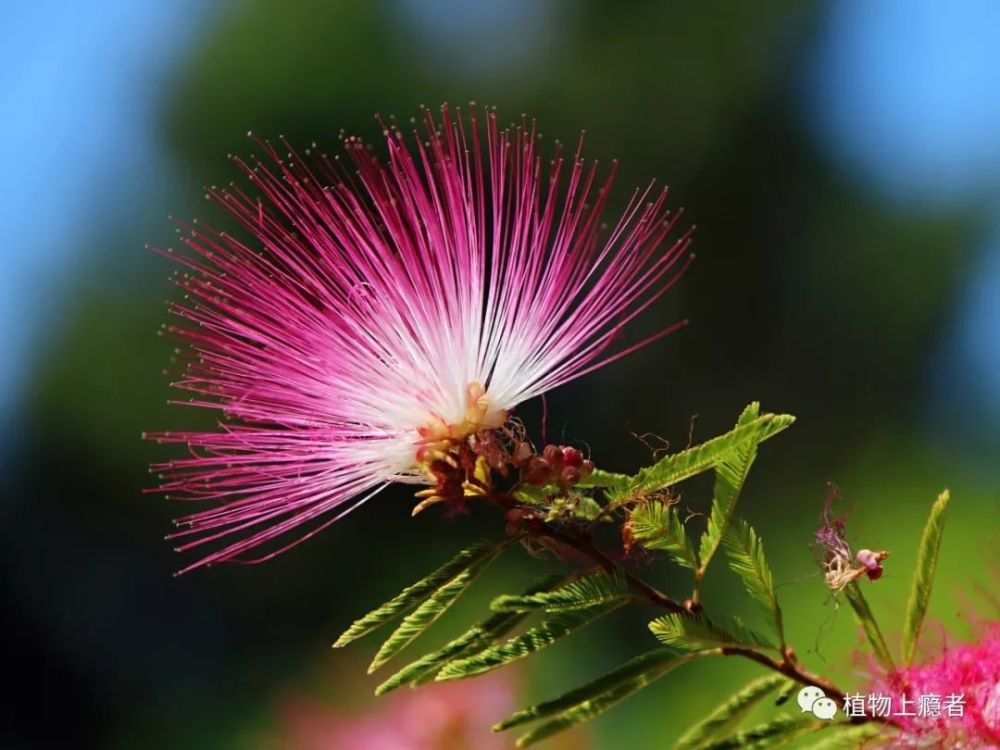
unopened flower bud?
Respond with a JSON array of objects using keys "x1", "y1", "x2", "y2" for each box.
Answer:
[
  {"x1": 542, "y1": 445, "x2": 564, "y2": 466},
  {"x1": 561, "y1": 447, "x2": 583, "y2": 467},
  {"x1": 524, "y1": 456, "x2": 553, "y2": 485},
  {"x1": 560, "y1": 465, "x2": 581, "y2": 486},
  {"x1": 512, "y1": 441, "x2": 533, "y2": 466},
  {"x1": 580, "y1": 459, "x2": 594, "y2": 477}
]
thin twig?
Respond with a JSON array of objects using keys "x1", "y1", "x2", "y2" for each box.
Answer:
[
  {"x1": 495, "y1": 491, "x2": 889, "y2": 727},
  {"x1": 530, "y1": 520, "x2": 689, "y2": 614}
]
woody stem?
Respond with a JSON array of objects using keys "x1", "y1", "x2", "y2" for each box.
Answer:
[{"x1": 492, "y1": 491, "x2": 891, "y2": 726}]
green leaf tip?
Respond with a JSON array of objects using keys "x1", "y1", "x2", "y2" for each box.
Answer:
[
  {"x1": 490, "y1": 570, "x2": 628, "y2": 613},
  {"x1": 627, "y1": 499, "x2": 699, "y2": 569},
  {"x1": 333, "y1": 540, "x2": 498, "y2": 649},
  {"x1": 723, "y1": 518, "x2": 784, "y2": 644},
  {"x1": 436, "y1": 600, "x2": 624, "y2": 681},
  {"x1": 901, "y1": 489, "x2": 951, "y2": 665},
  {"x1": 576, "y1": 467, "x2": 630, "y2": 491},
  {"x1": 697, "y1": 405, "x2": 793, "y2": 579},
  {"x1": 649, "y1": 611, "x2": 776, "y2": 652},
  {"x1": 373, "y1": 612, "x2": 516, "y2": 694},
  {"x1": 610, "y1": 405, "x2": 795, "y2": 505},
  {"x1": 506, "y1": 648, "x2": 702, "y2": 747},
  {"x1": 374, "y1": 575, "x2": 565, "y2": 695},
  {"x1": 696, "y1": 714, "x2": 818, "y2": 750},
  {"x1": 367, "y1": 546, "x2": 502, "y2": 672},
  {"x1": 673, "y1": 674, "x2": 791, "y2": 750},
  {"x1": 494, "y1": 647, "x2": 692, "y2": 733}
]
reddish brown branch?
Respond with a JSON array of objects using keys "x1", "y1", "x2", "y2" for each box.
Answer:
[
  {"x1": 524, "y1": 519, "x2": 689, "y2": 614},
  {"x1": 493, "y1": 491, "x2": 890, "y2": 727}
]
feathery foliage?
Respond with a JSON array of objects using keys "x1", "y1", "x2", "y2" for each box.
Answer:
[
  {"x1": 576, "y1": 467, "x2": 630, "y2": 491},
  {"x1": 490, "y1": 571, "x2": 629, "y2": 612},
  {"x1": 901, "y1": 489, "x2": 951, "y2": 665},
  {"x1": 368, "y1": 548, "x2": 502, "y2": 672},
  {"x1": 333, "y1": 540, "x2": 500, "y2": 648},
  {"x1": 698, "y1": 715, "x2": 819, "y2": 750},
  {"x1": 510, "y1": 655, "x2": 694, "y2": 748},
  {"x1": 698, "y1": 404, "x2": 793, "y2": 579},
  {"x1": 628, "y1": 499, "x2": 699, "y2": 569},
  {"x1": 375, "y1": 610, "x2": 522, "y2": 693},
  {"x1": 610, "y1": 404, "x2": 794, "y2": 504},
  {"x1": 495, "y1": 647, "x2": 695, "y2": 732},
  {"x1": 843, "y1": 581, "x2": 895, "y2": 672},
  {"x1": 723, "y1": 518, "x2": 784, "y2": 644},
  {"x1": 673, "y1": 674, "x2": 791, "y2": 750},
  {"x1": 436, "y1": 600, "x2": 624, "y2": 681},
  {"x1": 375, "y1": 575, "x2": 565, "y2": 694},
  {"x1": 326, "y1": 400, "x2": 934, "y2": 748},
  {"x1": 649, "y1": 612, "x2": 775, "y2": 651}
]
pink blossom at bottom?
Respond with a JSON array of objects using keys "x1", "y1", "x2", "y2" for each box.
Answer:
[
  {"x1": 868, "y1": 623, "x2": 1000, "y2": 748},
  {"x1": 274, "y1": 675, "x2": 521, "y2": 750}
]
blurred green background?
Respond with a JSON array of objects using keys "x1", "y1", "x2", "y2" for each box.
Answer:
[{"x1": 2, "y1": 1, "x2": 998, "y2": 748}]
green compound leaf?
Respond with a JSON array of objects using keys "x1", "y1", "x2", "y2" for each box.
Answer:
[
  {"x1": 515, "y1": 678, "x2": 653, "y2": 747},
  {"x1": 571, "y1": 495, "x2": 604, "y2": 521},
  {"x1": 512, "y1": 483, "x2": 549, "y2": 506},
  {"x1": 368, "y1": 547, "x2": 502, "y2": 672},
  {"x1": 809, "y1": 722, "x2": 891, "y2": 749},
  {"x1": 333, "y1": 540, "x2": 499, "y2": 648},
  {"x1": 510, "y1": 649, "x2": 702, "y2": 747},
  {"x1": 576, "y1": 467, "x2": 630, "y2": 491},
  {"x1": 495, "y1": 647, "x2": 696, "y2": 732},
  {"x1": 611, "y1": 404, "x2": 794, "y2": 504},
  {"x1": 901, "y1": 489, "x2": 951, "y2": 666},
  {"x1": 375, "y1": 610, "x2": 521, "y2": 693},
  {"x1": 436, "y1": 600, "x2": 624, "y2": 681},
  {"x1": 698, "y1": 715, "x2": 819, "y2": 750},
  {"x1": 517, "y1": 468, "x2": 629, "y2": 505},
  {"x1": 698, "y1": 404, "x2": 793, "y2": 577},
  {"x1": 843, "y1": 581, "x2": 895, "y2": 672},
  {"x1": 628, "y1": 499, "x2": 699, "y2": 569},
  {"x1": 649, "y1": 612, "x2": 776, "y2": 652},
  {"x1": 723, "y1": 518, "x2": 784, "y2": 644},
  {"x1": 673, "y1": 674, "x2": 791, "y2": 750},
  {"x1": 375, "y1": 575, "x2": 565, "y2": 695},
  {"x1": 490, "y1": 571, "x2": 628, "y2": 613}
]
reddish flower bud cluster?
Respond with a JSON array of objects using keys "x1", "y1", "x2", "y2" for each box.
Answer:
[{"x1": 513, "y1": 442, "x2": 594, "y2": 489}]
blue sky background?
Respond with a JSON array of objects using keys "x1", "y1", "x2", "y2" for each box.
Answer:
[
  {"x1": 810, "y1": 0, "x2": 1000, "y2": 428},
  {"x1": 0, "y1": 1, "x2": 203, "y2": 425}
]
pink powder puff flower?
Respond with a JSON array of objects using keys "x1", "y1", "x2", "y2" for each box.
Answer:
[
  {"x1": 867, "y1": 623, "x2": 1000, "y2": 748},
  {"x1": 148, "y1": 104, "x2": 692, "y2": 574}
]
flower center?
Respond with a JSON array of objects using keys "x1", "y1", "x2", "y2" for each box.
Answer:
[
  {"x1": 410, "y1": 384, "x2": 507, "y2": 516},
  {"x1": 415, "y1": 383, "x2": 507, "y2": 463}
]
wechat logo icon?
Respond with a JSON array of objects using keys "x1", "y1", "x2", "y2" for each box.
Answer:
[{"x1": 797, "y1": 685, "x2": 838, "y2": 720}]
